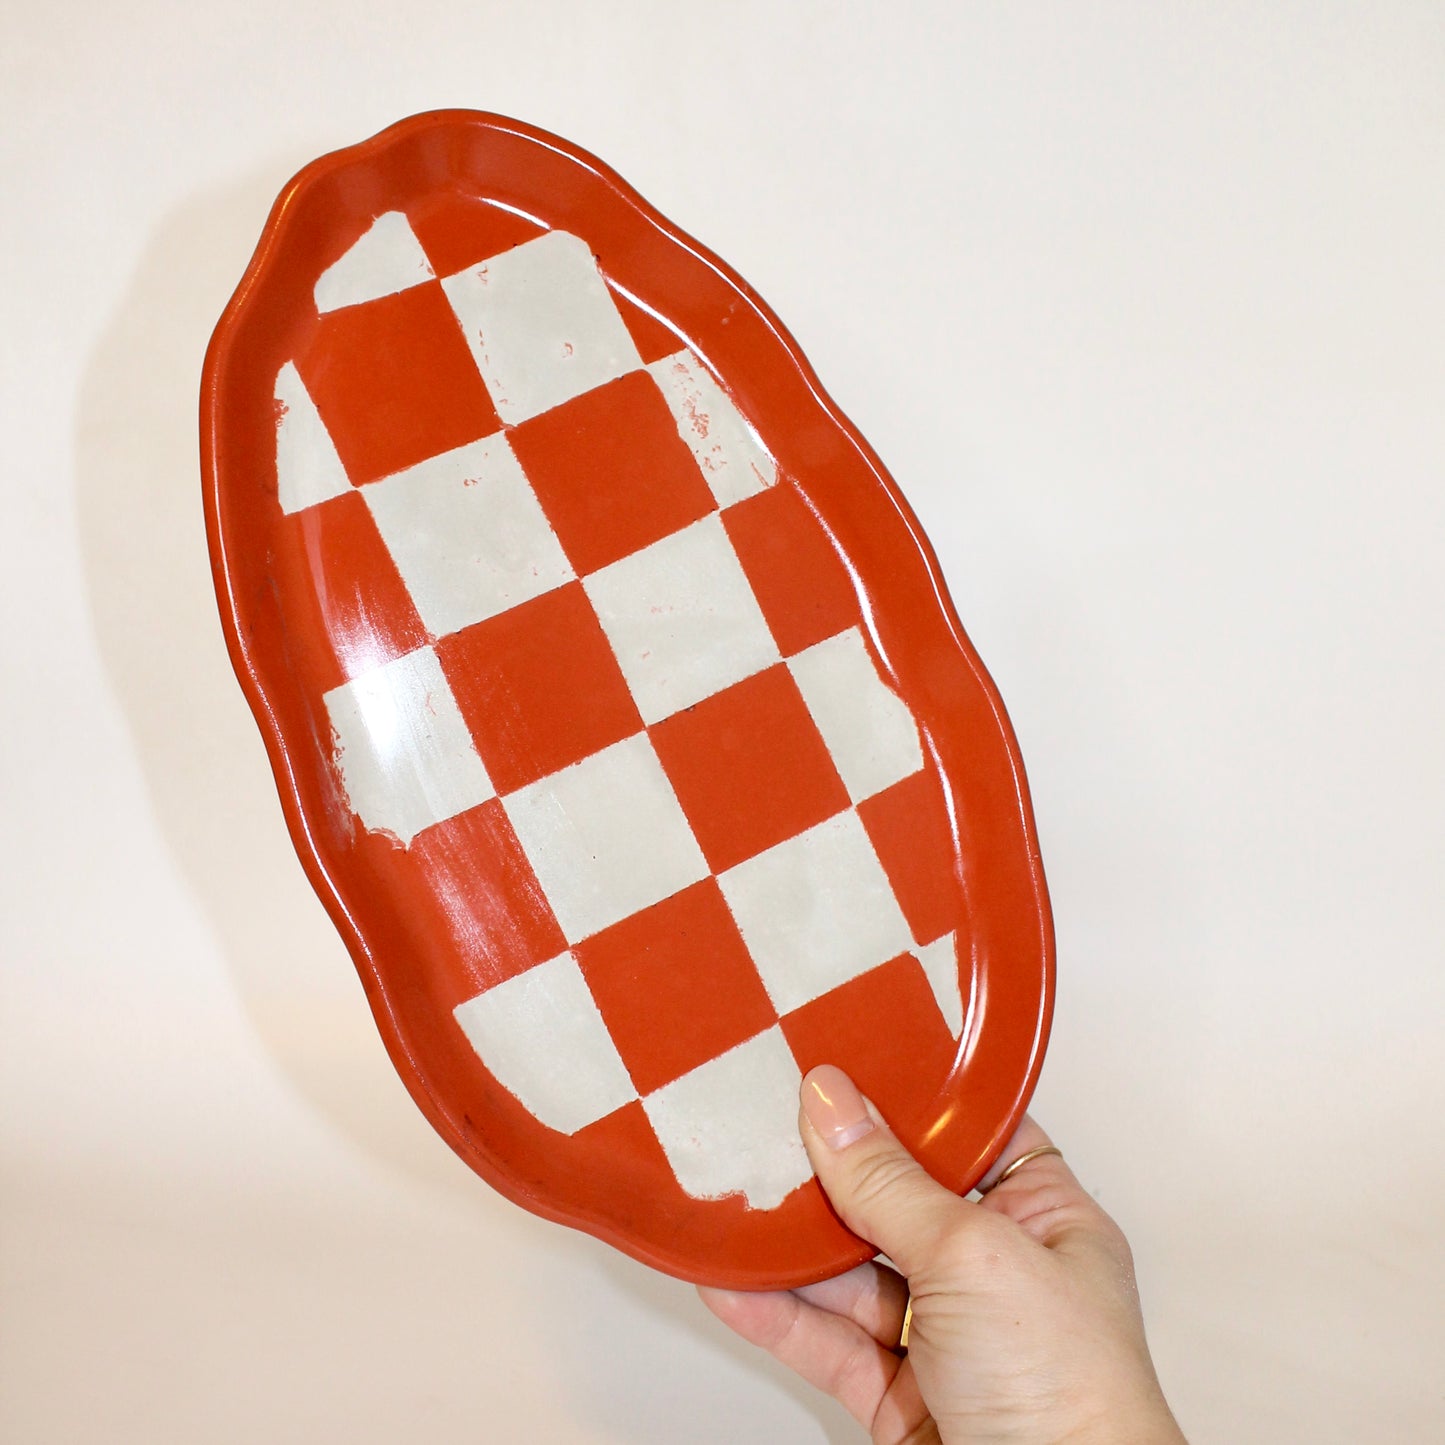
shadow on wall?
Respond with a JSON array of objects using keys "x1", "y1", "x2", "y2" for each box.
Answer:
[
  {"x1": 70, "y1": 159, "x2": 455, "y2": 1188},
  {"x1": 71, "y1": 167, "x2": 857, "y2": 1445}
]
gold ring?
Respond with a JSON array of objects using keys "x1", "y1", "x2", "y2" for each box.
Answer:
[
  {"x1": 981, "y1": 1144, "x2": 1062, "y2": 1193},
  {"x1": 898, "y1": 1296, "x2": 914, "y2": 1351}
]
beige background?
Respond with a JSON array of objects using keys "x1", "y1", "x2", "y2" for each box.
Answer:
[{"x1": 4, "y1": 3, "x2": 1442, "y2": 1440}]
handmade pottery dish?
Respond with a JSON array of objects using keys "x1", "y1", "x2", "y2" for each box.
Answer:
[{"x1": 201, "y1": 110, "x2": 1053, "y2": 1288}]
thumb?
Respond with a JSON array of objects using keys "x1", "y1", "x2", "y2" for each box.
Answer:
[{"x1": 799, "y1": 1065, "x2": 970, "y2": 1279}]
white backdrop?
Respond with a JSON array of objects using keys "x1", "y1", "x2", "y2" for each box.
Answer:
[{"x1": 4, "y1": 4, "x2": 1442, "y2": 1441}]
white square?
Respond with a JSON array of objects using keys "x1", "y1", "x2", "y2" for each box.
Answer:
[
  {"x1": 442, "y1": 231, "x2": 643, "y2": 425},
  {"x1": 362, "y1": 434, "x2": 574, "y2": 639},
  {"x1": 648, "y1": 350, "x2": 777, "y2": 508},
  {"x1": 642, "y1": 1027, "x2": 812, "y2": 1211},
  {"x1": 583, "y1": 514, "x2": 780, "y2": 725},
  {"x1": 915, "y1": 932, "x2": 965, "y2": 1039},
  {"x1": 313, "y1": 211, "x2": 435, "y2": 314},
  {"x1": 787, "y1": 628, "x2": 924, "y2": 803},
  {"x1": 501, "y1": 735, "x2": 709, "y2": 943},
  {"x1": 323, "y1": 648, "x2": 494, "y2": 845},
  {"x1": 454, "y1": 953, "x2": 637, "y2": 1134},
  {"x1": 274, "y1": 360, "x2": 351, "y2": 514},
  {"x1": 717, "y1": 811, "x2": 915, "y2": 1014}
]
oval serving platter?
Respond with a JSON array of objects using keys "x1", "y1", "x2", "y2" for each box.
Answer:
[{"x1": 201, "y1": 110, "x2": 1053, "y2": 1289}]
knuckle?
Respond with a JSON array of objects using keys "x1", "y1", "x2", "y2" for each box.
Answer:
[
  {"x1": 823, "y1": 1330, "x2": 875, "y2": 1401},
  {"x1": 845, "y1": 1146, "x2": 921, "y2": 1216},
  {"x1": 1099, "y1": 1215, "x2": 1137, "y2": 1273},
  {"x1": 1099, "y1": 1212, "x2": 1132, "y2": 1256},
  {"x1": 931, "y1": 1214, "x2": 999, "y2": 1275},
  {"x1": 764, "y1": 1294, "x2": 806, "y2": 1354}
]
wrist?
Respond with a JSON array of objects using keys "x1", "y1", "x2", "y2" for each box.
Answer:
[{"x1": 1068, "y1": 1392, "x2": 1186, "y2": 1445}]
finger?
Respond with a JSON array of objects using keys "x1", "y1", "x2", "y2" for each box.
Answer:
[
  {"x1": 974, "y1": 1113, "x2": 1059, "y2": 1191},
  {"x1": 697, "y1": 1285, "x2": 904, "y2": 1432},
  {"x1": 974, "y1": 1115, "x2": 1111, "y2": 1253},
  {"x1": 798, "y1": 1065, "x2": 972, "y2": 1279},
  {"x1": 794, "y1": 1259, "x2": 909, "y2": 1349}
]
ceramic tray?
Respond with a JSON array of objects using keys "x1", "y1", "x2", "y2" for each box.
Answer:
[{"x1": 201, "y1": 110, "x2": 1053, "y2": 1289}]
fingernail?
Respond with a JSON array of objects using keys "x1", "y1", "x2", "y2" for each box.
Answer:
[{"x1": 801, "y1": 1065, "x2": 875, "y2": 1150}]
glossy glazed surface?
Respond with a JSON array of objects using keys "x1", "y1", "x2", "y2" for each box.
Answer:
[{"x1": 201, "y1": 110, "x2": 1053, "y2": 1287}]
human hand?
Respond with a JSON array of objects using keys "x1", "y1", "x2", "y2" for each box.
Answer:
[{"x1": 699, "y1": 1066, "x2": 1186, "y2": 1444}]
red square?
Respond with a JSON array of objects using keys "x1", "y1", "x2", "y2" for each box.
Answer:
[
  {"x1": 781, "y1": 954, "x2": 959, "y2": 1130},
  {"x1": 297, "y1": 281, "x2": 499, "y2": 486},
  {"x1": 575, "y1": 880, "x2": 777, "y2": 1095},
  {"x1": 857, "y1": 766, "x2": 966, "y2": 947},
  {"x1": 408, "y1": 194, "x2": 546, "y2": 278},
  {"x1": 723, "y1": 482, "x2": 861, "y2": 656},
  {"x1": 436, "y1": 582, "x2": 643, "y2": 795},
  {"x1": 649, "y1": 665, "x2": 849, "y2": 874},
  {"x1": 354, "y1": 797, "x2": 567, "y2": 1006},
  {"x1": 508, "y1": 369, "x2": 716, "y2": 575},
  {"x1": 270, "y1": 488, "x2": 431, "y2": 694}
]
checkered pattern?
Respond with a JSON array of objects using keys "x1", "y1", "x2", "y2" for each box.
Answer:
[{"x1": 276, "y1": 211, "x2": 964, "y2": 1211}]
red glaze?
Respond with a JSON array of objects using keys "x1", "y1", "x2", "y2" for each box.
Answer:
[{"x1": 201, "y1": 111, "x2": 1054, "y2": 1288}]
